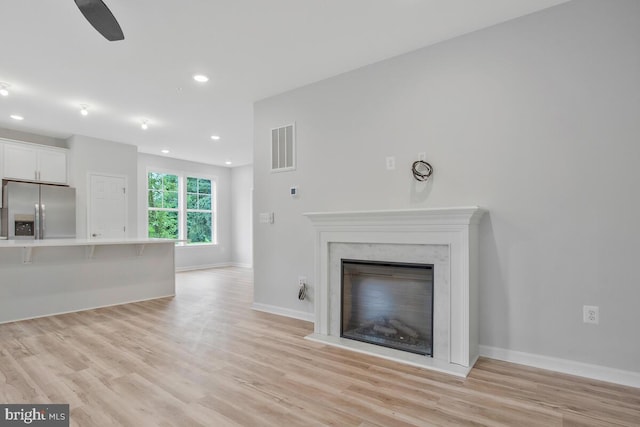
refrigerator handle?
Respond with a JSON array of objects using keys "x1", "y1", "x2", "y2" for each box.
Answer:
[
  {"x1": 34, "y1": 203, "x2": 40, "y2": 240},
  {"x1": 41, "y1": 203, "x2": 46, "y2": 239}
]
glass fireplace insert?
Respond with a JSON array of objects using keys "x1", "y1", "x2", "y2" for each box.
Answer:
[{"x1": 341, "y1": 259, "x2": 434, "y2": 356}]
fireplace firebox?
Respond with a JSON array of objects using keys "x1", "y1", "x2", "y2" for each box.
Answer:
[{"x1": 341, "y1": 259, "x2": 434, "y2": 356}]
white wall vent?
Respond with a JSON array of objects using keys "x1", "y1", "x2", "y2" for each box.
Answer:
[{"x1": 271, "y1": 123, "x2": 295, "y2": 172}]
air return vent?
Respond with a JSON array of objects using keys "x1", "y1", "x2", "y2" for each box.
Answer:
[{"x1": 271, "y1": 123, "x2": 295, "y2": 172}]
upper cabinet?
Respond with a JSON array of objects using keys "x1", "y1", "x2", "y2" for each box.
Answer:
[
  {"x1": 0, "y1": 144, "x2": 3, "y2": 208},
  {"x1": 0, "y1": 143, "x2": 3, "y2": 180},
  {"x1": 34, "y1": 147, "x2": 67, "y2": 183},
  {"x1": 3, "y1": 143, "x2": 37, "y2": 181},
  {"x1": 1, "y1": 140, "x2": 68, "y2": 184}
]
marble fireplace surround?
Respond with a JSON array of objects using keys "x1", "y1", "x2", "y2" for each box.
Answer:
[{"x1": 304, "y1": 207, "x2": 485, "y2": 377}]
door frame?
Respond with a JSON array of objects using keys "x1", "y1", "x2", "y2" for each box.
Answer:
[{"x1": 87, "y1": 172, "x2": 129, "y2": 239}]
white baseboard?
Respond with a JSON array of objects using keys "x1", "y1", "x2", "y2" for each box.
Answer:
[
  {"x1": 479, "y1": 345, "x2": 640, "y2": 389},
  {"x1": 251, "y1": 303, "x2": 314, "y2": 322},
  {"x1": 175, "y1": 262, "x2": 232, "y2": 272},
  {"x1": 230, "y1": 262, "x2": 253, "y2": 269}
]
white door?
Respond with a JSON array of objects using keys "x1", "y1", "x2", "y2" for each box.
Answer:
[{"x1": 89, "y1": 174, "x2": 127, "y2": 239}]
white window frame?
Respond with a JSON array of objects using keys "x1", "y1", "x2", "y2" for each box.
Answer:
[
  {"x1": 146, "y1": 168, "x2": 218, "y2": 246},
  {"x1": 184, "y1": 175, "x2": 217, "y2": 245},
  {"x1": 147, "y1": 170, "x2": 180, "y2": 240}
]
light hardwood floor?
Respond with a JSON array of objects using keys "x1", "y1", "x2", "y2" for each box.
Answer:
[{"x1": 1, "y1": 267, "x2": 638, "y2": 426}]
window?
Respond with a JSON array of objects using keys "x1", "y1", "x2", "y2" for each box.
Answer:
[
  {"x1": 148, "y1": 172, "x2": 179, "y2": 239},
  {"x1": 147, "y1": 171, "x2": 216, "y2": 244},
  {"x1": 186, "y1": 177, "x2": 213, "y2": 244}
]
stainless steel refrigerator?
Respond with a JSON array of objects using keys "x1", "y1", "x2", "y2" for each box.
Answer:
[{"x1": 1, "y1": 181, "x2": 76, "y2": 240}]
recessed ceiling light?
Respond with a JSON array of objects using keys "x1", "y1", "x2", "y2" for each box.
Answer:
[
  {"x1": 10, "y1": 114, "x2": 23, "y2": 121},
  {"x1": 193, "y1": 74, "x2": 209, "y2": 83},
  {"x1": 161, "y1": 149, "x2": 170, "y2": 154},
  {"x1": 225, "y1": 160, "x2": 232, "y2": 165},
  {"x1": 80, "y1": 105, "x2": 89, "y2": 116},
  {"x1": 0, "y1": 83, "x2": 10, "y2": 97},
  {"x1": 141, "y1": 120, "x2": 149, "y2": 130},
  {"x1": 210, "y1": 135, "x2": 220, "y2": 141}
]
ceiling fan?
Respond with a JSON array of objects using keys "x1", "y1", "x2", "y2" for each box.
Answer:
[{"x1": 74, "y1": 0, "x2": 124, "y2": 41}]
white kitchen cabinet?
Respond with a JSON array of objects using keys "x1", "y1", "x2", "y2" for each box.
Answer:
[
  {"x1": 36, "y1": 148, "x2": 67, "y2": 183},
  {"x1": 2, "y1": 141, "x2": 68, "y2": 184},
  {"x1": 3, "y1": 143, "x2": 37, "y2": 181},
  {"x1": 0, "y1": 142, "x2": 3, "y2": 208}
]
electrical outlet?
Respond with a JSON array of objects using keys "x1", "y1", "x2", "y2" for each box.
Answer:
[
  {"x1": 583, "y1": 305, "x2": 599, "y2": 324},
  {"x1": 418, "y1": 152, "x2": 426, "y2": 161},
  {"x1": 298, "y1": 276, "x2": 308, "y2": 301}
]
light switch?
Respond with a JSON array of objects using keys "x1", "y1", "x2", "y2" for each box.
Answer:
[
  {"x1": 259, "y1": 212, "x2": 274, "y2": 224},
  {"x1": 386, "y1": 156, "x2": 396, "y2": 170}
]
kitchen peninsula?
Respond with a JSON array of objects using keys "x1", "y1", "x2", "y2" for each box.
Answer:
[{"x1": 0, "y1": 238, "x2": 175, "y2": 324}]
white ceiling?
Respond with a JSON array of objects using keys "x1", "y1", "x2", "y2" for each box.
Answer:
[{"x1": 0, "y1": 0, "x2": 568, "y2": 167}]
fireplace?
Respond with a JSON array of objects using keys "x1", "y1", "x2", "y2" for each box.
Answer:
[
  {"x1": 341, "y1": 260, "x2": 434, "y2": 356},
  {"x1": 304, "y1": 207, "x2": 485, "y2": 377}
]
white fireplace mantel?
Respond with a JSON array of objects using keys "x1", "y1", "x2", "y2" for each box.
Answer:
[{"x1": 304, "y1": 206, "x2": 486, "y2": 377}]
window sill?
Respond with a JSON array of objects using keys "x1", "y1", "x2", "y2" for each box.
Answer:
[{"x1": 175, "y1": 242, "x2": 218, "y2": 248}]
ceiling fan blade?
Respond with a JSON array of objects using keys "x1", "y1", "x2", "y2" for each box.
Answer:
[{"x1": 74, "y1": 0, "x2": 124, "y2": 41}]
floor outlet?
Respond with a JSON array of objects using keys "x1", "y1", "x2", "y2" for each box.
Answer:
[{"x1": 583, "y1": 305, "x2": 599, "y2": 324}]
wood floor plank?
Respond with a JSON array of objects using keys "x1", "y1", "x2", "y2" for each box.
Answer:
[{"x1": 0, "y1": 266, "x2": 638, "y2": 426}]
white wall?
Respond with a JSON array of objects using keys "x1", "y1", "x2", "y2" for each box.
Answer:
[
  {"x1": 253, "y1": 0, "x2": 640, "y2": 373},
  {"x1": 231, "y1": 165, "x2": 253, "y2": 267},
  {"x1": 138, "y1": 153, "x2": 233, "y2": 270},
  {"x1": 0, "y1": 128, "x2": 67, "y2": 149},
  {"x1": 67, "y1": 134, "x2": 138, "y2": 238}
]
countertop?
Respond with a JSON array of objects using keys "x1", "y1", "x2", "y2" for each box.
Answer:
[{"x1": 0, "y1": 238, "x2": 176, "y2": 247}]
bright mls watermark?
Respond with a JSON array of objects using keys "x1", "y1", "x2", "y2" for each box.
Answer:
[{"x1": 0, "y1": 405, "x2": 68, "y2": 426}]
